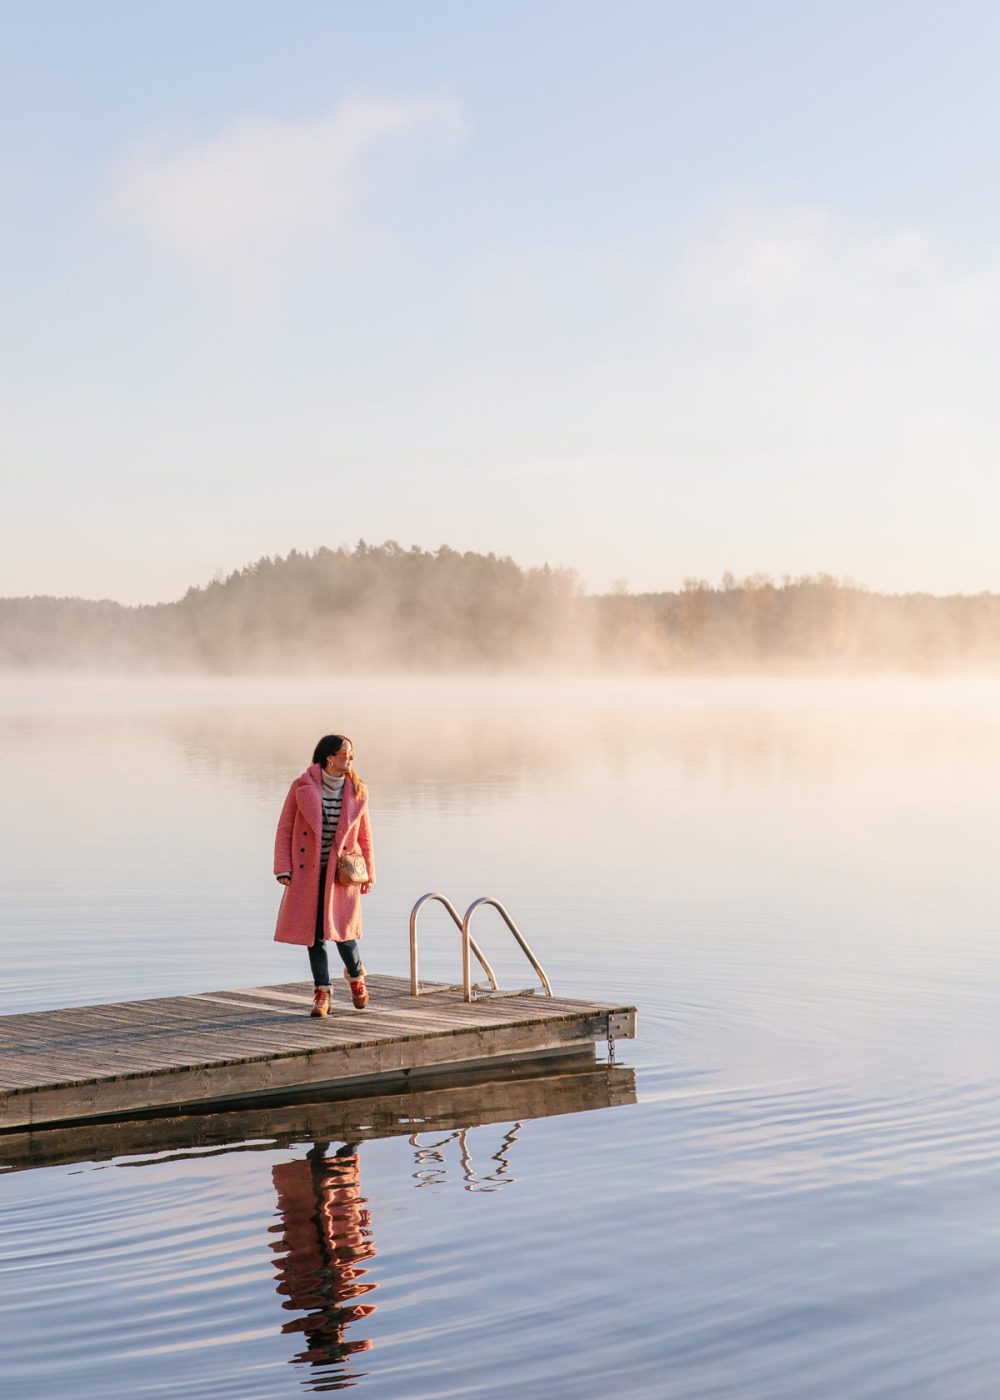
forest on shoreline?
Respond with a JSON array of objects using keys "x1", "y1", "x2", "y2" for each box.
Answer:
[{"x1": 4, "y1": 541, "x2": 1000, "y2": 673}]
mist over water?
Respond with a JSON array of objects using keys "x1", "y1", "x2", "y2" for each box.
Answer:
[
  {"x1": 8, "y1": 544, "x2": 1000, "y2": 674},
  {"x1": 3, "y1": 675, "x2": 1000, "y2": 1396}
]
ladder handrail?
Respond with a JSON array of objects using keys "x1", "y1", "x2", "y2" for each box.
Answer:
[
  {"x1": 461, "y1": 897, "x2": 554, "y2": 999},
  {"x1": 409, "y1": 892, "x2": 499, "y2": 997}
]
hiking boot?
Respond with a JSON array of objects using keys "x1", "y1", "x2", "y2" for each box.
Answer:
[
  {"x1": 310, "y1": 986, "x2": 332, "y2": 1017},
  {"x1": 344, "y1": 966, "x2": 369, "y2": 1010}
]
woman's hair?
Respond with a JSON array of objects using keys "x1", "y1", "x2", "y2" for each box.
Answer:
[{"x1": 312, "y1": 734, "x2": 365, "y2": 798}]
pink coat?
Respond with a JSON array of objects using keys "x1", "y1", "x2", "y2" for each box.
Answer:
[{"x1": 273, "y1": 764, "x2": 376, "y2": 946}]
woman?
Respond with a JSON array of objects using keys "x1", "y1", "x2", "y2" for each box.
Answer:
[{"x1": 274, "y1": 735, "x2": 375, "y2": 1017}]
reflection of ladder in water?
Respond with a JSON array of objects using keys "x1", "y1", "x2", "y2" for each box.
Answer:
[
  {"x1": 409, "y1": 1123, "x2": 522, "y2": 1191},
  {"x1": 409, "y1": 893, "x2": 553, "y2": 1002}
]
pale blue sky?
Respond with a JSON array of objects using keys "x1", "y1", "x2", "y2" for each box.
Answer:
[{"x1": 3, "y1": 1, "x2": 999, "y2": 602}]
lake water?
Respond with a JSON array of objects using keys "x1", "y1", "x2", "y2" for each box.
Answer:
[{"x1": 2, "y1": 675, "x2": 1000, "y2": 1398}]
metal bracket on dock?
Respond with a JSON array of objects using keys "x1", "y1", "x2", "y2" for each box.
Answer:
[
  {"x1": 606, "y1": 1009, "x2": 637, "y2": 1066},
  {"x1": 607, "y1": 1010, "x2": 636, "y2": 1040},
  {"x1": 410, "y1": 893, "x2": 554, "y2": 1003}
]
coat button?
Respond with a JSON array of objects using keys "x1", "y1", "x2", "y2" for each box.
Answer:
[
  {"x1": 299, "y1": 863, "x2": 304, "y2": 869},
  {"x1": 300, "y1": 847, "x2": 305, "y2": 852}
]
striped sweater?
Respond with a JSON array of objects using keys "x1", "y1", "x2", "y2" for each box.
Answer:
[{"x1": 320, "y1": 771, "x2": 345, "y2": 863}]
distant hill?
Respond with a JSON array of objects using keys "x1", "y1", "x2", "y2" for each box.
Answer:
[
  {"x1": 0, "y1": 541, "x2": 585, "y2": 672},
  {"x1": 3, "y1": 543, "x2": 1000, "y2": 672}
]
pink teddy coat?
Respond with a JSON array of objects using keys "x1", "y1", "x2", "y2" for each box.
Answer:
[{"x1": 273, "y1": 764, "x2": 376, "y2": 946}]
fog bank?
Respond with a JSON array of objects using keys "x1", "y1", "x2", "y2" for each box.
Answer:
[{"x1": 4, "y1": 543, "x2": 1000, "y2": 673}]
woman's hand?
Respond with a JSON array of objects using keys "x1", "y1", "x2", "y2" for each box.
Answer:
[
  {"x1": 276, "y1": 874, "x2": 291, "y2": 885},
  {"x1": 361, "y1": 881, "x2": 374, "y2": 894}
]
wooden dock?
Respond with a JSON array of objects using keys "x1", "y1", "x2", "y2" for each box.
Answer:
[{"x1": 0, "y1": 974, "x2": 637, "y2": 1132}]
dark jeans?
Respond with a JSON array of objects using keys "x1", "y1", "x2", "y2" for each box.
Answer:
[{"x1": 309, "y1": 863, "x2": 363, "y2": 986}]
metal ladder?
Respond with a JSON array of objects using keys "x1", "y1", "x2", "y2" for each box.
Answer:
[{"x1": 409, "y1": 893, "x2": 554, "y2": 1003}]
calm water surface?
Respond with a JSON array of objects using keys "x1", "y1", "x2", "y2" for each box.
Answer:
[{"x1": 3, "y1": 676, "x2": 1000, "y2": 1398}]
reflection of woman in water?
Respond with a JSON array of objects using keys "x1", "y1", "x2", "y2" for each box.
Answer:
[
  {"x1": 270, "y1": 1142, "x2": 378, "y2": 1374},
  {"x1": 274, "y1": 735, "x2": 376, "y2": 1018}
]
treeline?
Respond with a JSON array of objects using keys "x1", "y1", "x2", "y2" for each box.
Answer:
[
  {"x1": 0, "y1": 542, "x2": 584, "y2": 671},
  {"x1": 4, "y1": 547, "x2": 1000, "y2": 672},
  {"x1": 592, "y1": 573, "x2": 1000, "y2": 669}
]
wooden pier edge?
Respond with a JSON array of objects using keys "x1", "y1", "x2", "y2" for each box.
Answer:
[{"x1": 0, "y1": 1058, "x2": 639, "y2": 1172}]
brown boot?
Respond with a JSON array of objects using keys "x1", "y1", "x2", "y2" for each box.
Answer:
[
  {"x1": 344, "y1": 966, "x2": 369, "y2": 1010},
  {"x1": 310, "y1": 985, "x2": 332, "y2": 1017}
]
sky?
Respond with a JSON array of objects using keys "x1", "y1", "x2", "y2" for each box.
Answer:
[{"x1": 2, "y1": 0, "x2": 1000, "y2": 603}]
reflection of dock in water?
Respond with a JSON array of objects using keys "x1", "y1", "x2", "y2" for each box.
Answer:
[
  {"x1": 0, "y1": 1050, "x2": 636, "y2": 1389},
  {"x1": 0, "y1": 1054, "x2": 636, "y2": 1172},
  {"x1": 0, "y1": 973, "x2": 636, "y2": 1131}
]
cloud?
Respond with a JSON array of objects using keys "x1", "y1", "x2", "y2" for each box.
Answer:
[
  {"x1": 106, "y1": 92, "x2": 467, "y2": 298},
  {"x1": 676, "y1": 200, "x2": 1000, "y2": 347},
  {"x1": 667, "y1": 200, "x2": 1000, "y2": 474}
]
